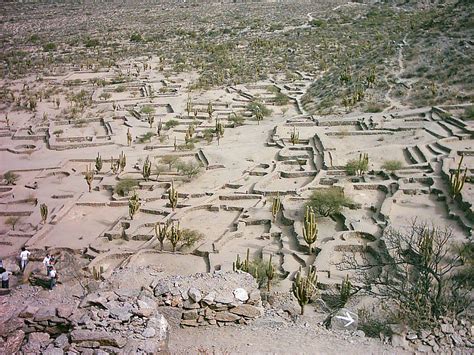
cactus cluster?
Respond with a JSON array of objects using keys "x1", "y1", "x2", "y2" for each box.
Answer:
[
  {"x1": 290, "y1": 127, "x2": 299, "y2": 146},
  {"x1": 142, "y1": 156, "x2": 152, "y2": 181},
  {"x1": 92, "y1": 265, "x2": 104, "y2": 280},
  {"x1": 271, "y1": 193, "x2": 281, "y2": 222},
  {"x1": 40, "y1": 203, "x2": 48, "y2": 224},
  {"x1": 292, "y1": 266, "x2": 317, "y2": 315},
  {"x1": 168, "y1": 181, "x2": 178, "y2": 210},
  {"x1": 232, "y1": 249, "x2": 259, "y2": 279},
  {"x1": 450, "y1": 155, "x2": 467, "y2": 198},
  {"x1": 95, "y1": 153, "x2": 103, "y2": 173},
  {"x1": 128, "y1": 192, "x2": 141, "y2": 220},
  {"x1": 84, "y1": 164, "x2": 94, "y2": 192},
  {"x1": 303, "y1": 206, "x2": 318, "y2": 254},
  {"x1": 340, "y1": 274, "x2": 351, "y2": 305},
  {"x1": 119, "y1": 151, "x2": 127, "y2": 172}
]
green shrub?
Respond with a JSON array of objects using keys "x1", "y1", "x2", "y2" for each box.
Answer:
[
  {"x1": 114, "y1": 178, "x2": 139, "y2": 197},
  {"x1": 381, "y1": 160, "x2": 403, "y2": 172},
  {"x1": 308, "y1": 187, "x2": 353, "y2": 217},
  {"x1": 130, "y1": 33, "x2": 143, "y2": 42},
  {"x1": 274, "y1": 92, "x2": 290, "y2": 106},
  {"x1": 136, "y1": 132, "x2": 155, "y2": 143},
  {"x1": 247, "y1": 100, "x2": 272, "y2": 117},
  {"x1": 461, "y1": 106, "x2": 474, "y2": 121},
  {"x1": 175, "y1": 160, "x2": 203, "y2": 180},
  {"x1": 43, "y1": 42, "x2": 57, "y2": 52},
  {"x1": 165, "y1": 119, "x2": 179, "y2": 129},
  {"x1": 4, "y1": 171, "x2": 19, "y2": 185}
]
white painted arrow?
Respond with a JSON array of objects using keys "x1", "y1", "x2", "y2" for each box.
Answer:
[{"x1": 335, "y1": 312, "x2": 354, "y2": 327}]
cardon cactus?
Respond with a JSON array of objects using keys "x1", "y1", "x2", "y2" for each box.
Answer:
[
  {"x1": 148, "y1": 114, "x2": 154, "y2": 128},
  {"x1": 207, "y1": 101, "x2": 214, "y2": 120},
  {"x1": 84, "y1": 164, "x2": 94, "y2": 192},
  {"x1": 154, "y1": 220, "x2": 170, "y2": 251},
  {"x1": 255, "y1": 108, "x2": 263, "y2": 125},
  {"x1": 127, "y1": 128, "x2": 132, "y2": 146},
  {"x1": 95, "y1": 153, "x2": 103, "y2": 173},
  {"x1": 168, "y1": 181, "x2": 178, "y2": 211},
  {"x1": 292, "y1": 266, "x2": 317, "y2": 315},
  {"x1": 186, "y1": 97, "x2": 192, "y2": 118},
  {"x1": 290, "y1": 126, "x2": 299, "y2": 145},
  {"x1": 266, "y1": 254, "x2": 275, "y2": 292},
  {"x1": 215, "y1": 119, "x2": 224, "y2": 145},
  {"x1": 119, "y1": 151, "x2": 126, "y2": 172},
  {"x1": 340, "y1": 274, "x2": 351, "y2": 306},
  {"x1": 233, "y1": 248, "x2": 250, "y2": 273},
  {"x1": 142, "y1": 156, "x2": 152, "y2": 181},
  {"x1": 303, "y1": 206, "x2": 318, "y2": 254},
  {"x1": 450, "y1": 155, "x2": 467, "y2": 198},
  {"x1": 271, "y1": 193, "x2": 281, "y2": 222},
  {"x1": 40, "y1": 203, "x2": 48, "y2": 224},
  {"x1": 128, "y1": 193, "x2": 140, "y2": 220},
  {"x1": 168, "y1": 221, "x2": 182, "y2": 252},
  {"x1": 157, "y1": 119, "x2": 163, "y2": 136}
]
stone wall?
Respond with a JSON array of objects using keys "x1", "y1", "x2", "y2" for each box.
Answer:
[{"x1": 152, "y1": 271, "x2": 263, "y2": 327}]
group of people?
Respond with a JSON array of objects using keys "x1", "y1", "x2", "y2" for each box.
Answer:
[
  {"x1": 42, "y1": 254, "x2": 58, "y2": 290},
  {"x1": 0, "y1": 247, "x2": 58, "y2": 291}
]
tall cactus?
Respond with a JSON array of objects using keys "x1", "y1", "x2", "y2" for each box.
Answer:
[
  {"x1": 292, "y1": 266, "x2": 317, "y2": 315},
  {"x1": 255, "y1": 108, "x2": 263, "y2": 125},
  {"x1": 119, "y1": 151, "x2": 126, "y2": 173},
  {"x1": 207, "y1": 101, "x2": 214, "y2": 121},
  {"x1": 157, "y1": 118, "x2": 163, "y2": 136},
  {"x1": 127, "y1": 128, "x2": 132, "y2": 146},
  {"x1": 303, "y1": 206, "x2": 318, "y2": 254},
  {"x1": 95, "y1": 153, "x2": 103, "y2": 173},
  {"x1": 290, "y1": 126, "x2": 299, "y2": 146},
  {"x1": 215, "y1": 119, "x2": 224, "y2": 145},
  {"x1": 357, "y1": 153, "x2": 369, "y2": 176},
  {"x1": 266, "y1": 254, "x2": 275, "y2": 292},
  {"x1": 450, "y1": 155, "x2": 467, "y2": 198},
  {"x1": 168, "y1": 221, "x2": 182, "y2": 252},
  {"x1": 186, "y1": 96, "x2": 192, "y2": 118},
  {"x1": 340, "y1": 274, "x2": 351, "y2": 306},
  {"x1": 142, "y1": 156, "x2": 152, "y2": 181},
  {"x1": 147, "y1": 114, "x2": 154, "y2": 128},
  {"x1": 84, "y1": 164, "x2": 94, "y2": 192},
  {"x1": 40, "y1": 203, "x2": 48, "y2": 224},
  {"x1": 154, "y1": 221, "x2": 170, "y2": 251},
  {"x1": 128, "y1": 192, "x2": 140, "y2": 220},
  {"x1": 168, "y1": 180, "x2": 178, "y2": 211},
  {"x1": 271, "y1": 193, "x2": 281, "y2": 222}
]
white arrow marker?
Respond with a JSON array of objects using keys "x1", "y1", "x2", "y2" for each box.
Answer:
[{"x1": 335, "y1": 312, "x2": 354, "y2": 327}]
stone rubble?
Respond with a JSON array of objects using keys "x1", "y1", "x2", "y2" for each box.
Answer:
[{"x1": 152, "y1": 271, "x2": 264, "y2": 327}]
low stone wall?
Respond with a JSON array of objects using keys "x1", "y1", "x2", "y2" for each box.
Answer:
[{"x1": 152, "y1": 271, "x2": 263, "y2": 327}]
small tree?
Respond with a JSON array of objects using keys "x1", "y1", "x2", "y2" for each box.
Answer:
[
  {"x1": 308, "y1": 187, "x2": 353, "y2": 217},
  {"x1": 345, "y1": 153, "x2": 369, "y2": 176},
  {"x1": 4, "y1": 171, "x2": 19, "y2": 185},
  {"x1": 5, "y1": 216, "x2": 21, "y2": 230},
  {"x1": 161, "y1": 155, "x2": 180, "y2": 171},
  {"x1": 175, "y1": 160, "x2": 202, "y2": 181},
  {"x1": 352, "y1": 220, "x2": 471, "y2": 330}
]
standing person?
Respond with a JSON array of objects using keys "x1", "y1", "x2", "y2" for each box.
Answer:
[
  {"x1": 42, "y1": 254, "x2": 51, "y2": 275},
  {"x1": 1, "y1": 268, "x2": 12, "y2": 289},
  {"x1": 19, "y1": 247, "x2": 31, "y2": 272},
  {"x1": 49, "y1": 266, "x2": 57, "y2": 290}
]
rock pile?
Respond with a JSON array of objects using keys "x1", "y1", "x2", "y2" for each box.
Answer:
[
  {"x1": 5, "y1": 287, "x2": 169, "y2": 354},
  {"x1": 152, "y1": 271, "x2": 263, "y2": 327},
  {"x1": 391, "y1": 317, "x2": 473, "y2": 352}
]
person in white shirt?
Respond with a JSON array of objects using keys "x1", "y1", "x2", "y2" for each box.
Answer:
[
  {"x1": 49, "y1": 267, "x2": 57, "y2": 290},
  {"x1": 1, "y1": 268, "x2": 12, "y2": 288},
  {"x1": 19, "y1": 247, "x2": 31, "y2": 272},
  {"x1": 43, "y1": 254, "x2": 51, "y2": 275}
]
